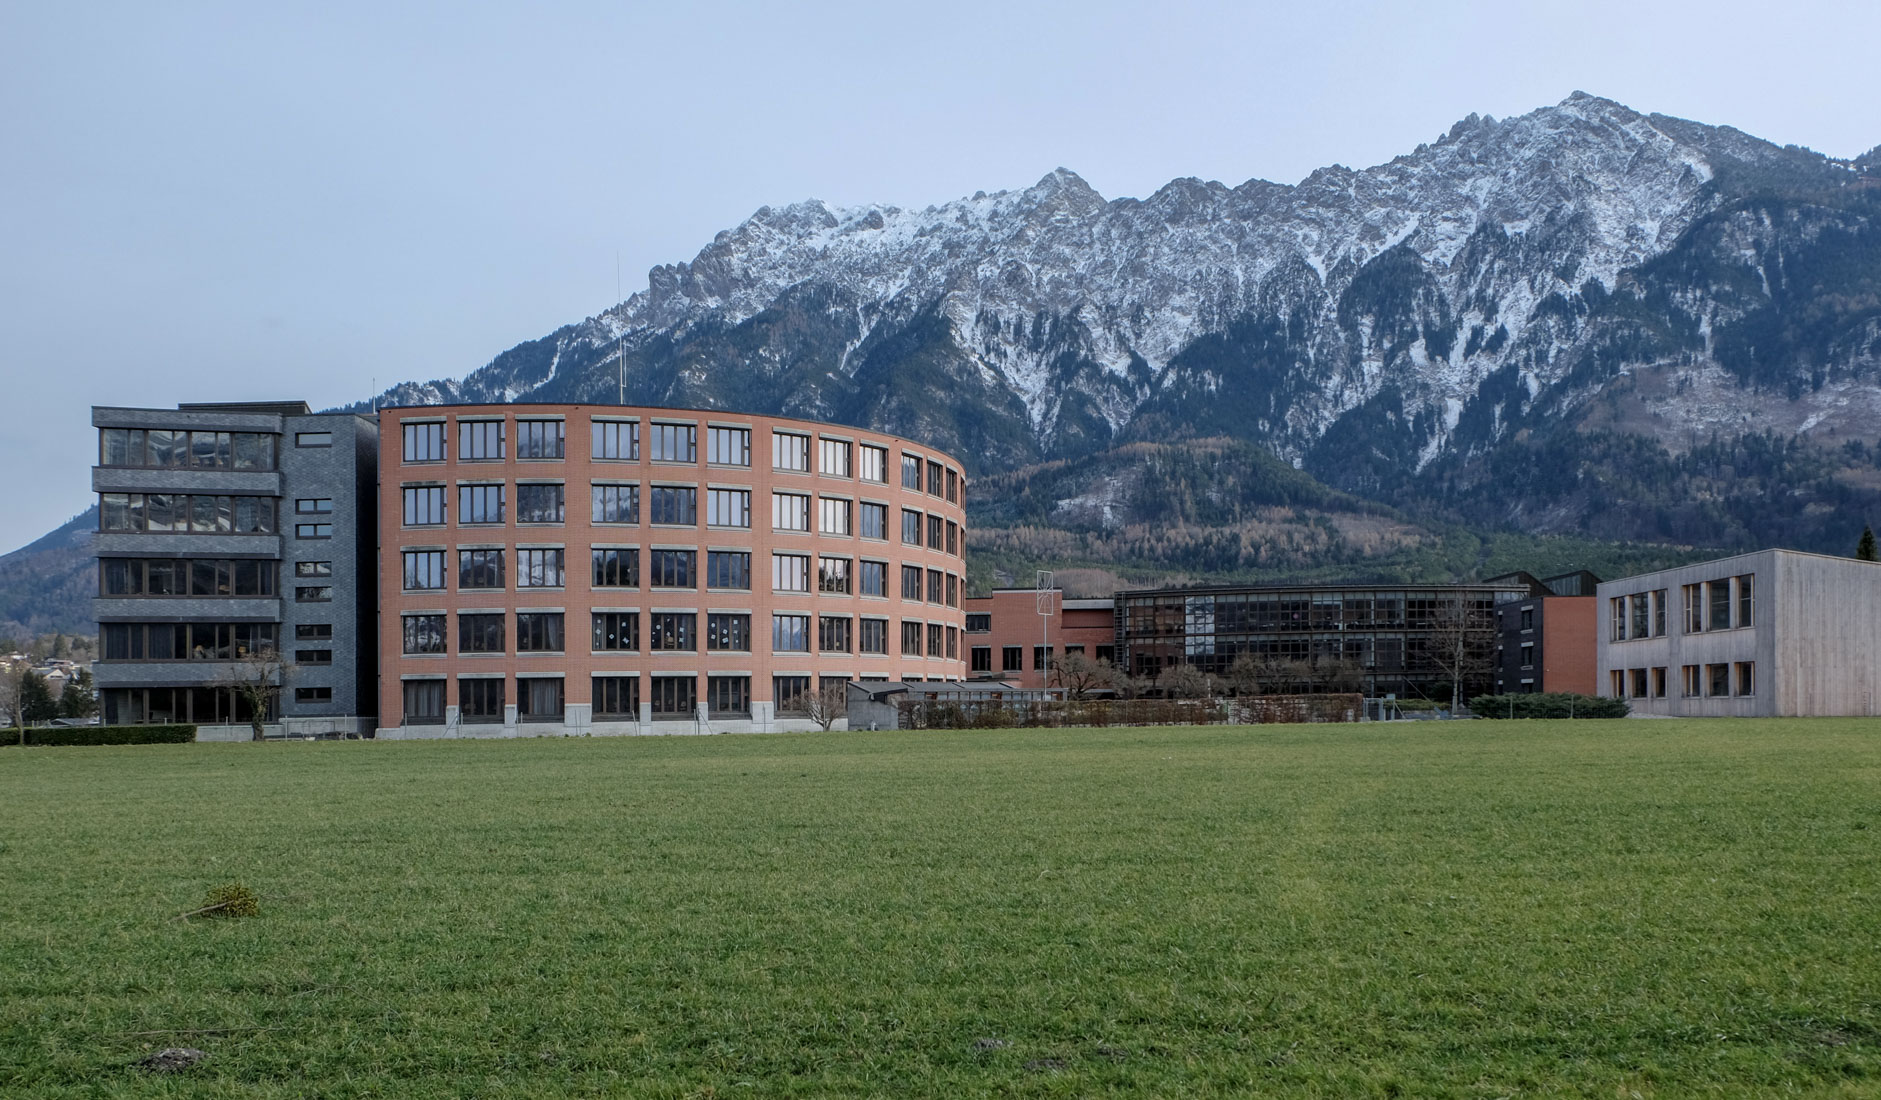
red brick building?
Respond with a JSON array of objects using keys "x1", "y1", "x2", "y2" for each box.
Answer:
[{"x1": 962, "y1": 589, "x2": 1116, "y2": 689}]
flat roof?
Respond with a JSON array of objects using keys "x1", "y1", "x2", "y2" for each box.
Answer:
[{"x1": 1115, "y1": 581, "x2": 1536, "y2": 599}]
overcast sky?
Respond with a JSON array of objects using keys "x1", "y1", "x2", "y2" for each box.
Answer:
[{"x1": 3, "y1": 0, "x2": 1877, "y2": 553}]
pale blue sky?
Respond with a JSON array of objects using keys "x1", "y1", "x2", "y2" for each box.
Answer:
[{"x1": 3, "y1": 0, "x2": 1877, "y2": 551}]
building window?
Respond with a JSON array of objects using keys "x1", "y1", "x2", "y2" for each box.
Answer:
[
  {"x1": 1519, "y1": 607, "x2": 1534, "y2": 630},
  {"x1": 403, "y1": 679, "x2": 445, "y2": 724},
  {"x1": 1629, "y1": 595, "x2": 1648, "y2": 640},
  {"x1": 901, "y1": 621, "x2": 923, "y2": 656},
  {"x1": 593, "y1": 420, "x2": 639, "y2": 461},
  {"x1": 965, "y1": 613, "x2": 990, "y2": 633},
  {"x1": 649, "y1": 549, "x2": 695, "y2": 588},
  {"x1": 901, "y1": 454, "x2": 922, "y2": 489},
  {"x1": 706, "y1": 676, "x2": 750, "y2": 717},
  {"x1": 707, "y1": 489, "x2": 751, "y2": 529},
  {"x1": 1683, "y1": 584, "x2": 1703, "y2": 633},
  {"x1": 926, "y1": 569, "x2": 944, "y2": 604},
  {"x1": 459, "y1": 549, "x2": 505, "y2": 589},
  {"x1": 858, "y1": 560, "x2": 886, "y2": 597},
  {"x1": 859, "y1": 618, "x2": 888, "y2": 654},
  {"x1": 296, "y1": 498, "x2": 333, "y2": 516},
  {"x1": 819, "y1": 615, "x2": 851, "y2": 653},
  {"x1": 707, "y1": 613, "x2": 751, "y2": 652},
  {"x1": 946, "y1": 468, "x2": 959, "y2": 503},
  {"x1": 459, "y1": 484, "x2": 504, "y2": 525},
  {"x1": 650, "y1": 423, "x2": 696, "y2": 463},
  {"x1": 591, "y1": 547, "x2": 637, "y2": 588},
  {"x1": 295, "y1": 523, "x2": 333, "y2": 540},
  {"x1": 459, "y1": 613, "x2": 505, "y2": 655},
  {"x1": 516, "y1": 483, "x2": 565, "y2": 524},
  {"x1": 295, "y1": 561, "x2": 331, "y2": 579},
  {"x1": 1002, "y1": 646, "x2": 1023, "y2": 672},
  {"x1": 927, "y1": 514, "x2": 944, "y2": 550},
  {"x1": 649, "y1": 612, "x2": 695, "y2": 651},
  {"x1": 1707, "y1": 581, "x2": 1732, "y2": 633},
  {"x1": 403, "y1": 486, "x2": 445, "y2": 527},
  {"x1": 1628, "y1": 668, "x2": 1647, "y2": 698},
  {"x1": 706, "y1": 426, "x2": 750, "y2": 466},
  {"x1": 593, "y1": 676, "x2": 638, "y2": 718},
  {"x1": 518, "y1": 677, "x2": 564, "y2": 719},
  {"x1": 592, "y1": 612, "x2": 639, "y2": 652},
  {"x1": 1681, "y1": 664, "x2": 1701, "y2": 697},
  {"x1": 1736, "y1": 575, "x2": 1754, "y2": 628},
  {"x1": 859, "y1": 502, "x2": 887, "y2": 540},
  {"x1": 650, "y1": 486, "x2": 697, "y2": 526},
  {"x1": 706, "y1": 550, "x2": 751, "y2": 591},
  {"x1": 517, "y1": 548, "x2": 565, "y2": 588},
  {"x1": 900, "y1": 565, "x2": 922, "y2": 601},
  {"x1": 819, "y1": 497, "x2": 850, "y2": 536},
  {"x1": 926, "y1": 460, "x2": 944, "y2": 496},
  {"x1": 291, "y1": 431, "x2": 329, "y2": 450},
  {"x1": 403, "y1": 614, "x2": 446, "y2": 655},
  {"x1": 1518, "y1": 642, "x2": 1534, "y2": 668},
  {"x1": 460, "y1": 678, "x2": 505, "y2": 723},
  {"x1": 1652, "y1": 667, "x2": 1667, "y2": 698},
  {"x1": 654, "y1": 673, "x2": 699, "y2": 714},
  {"x1": 459, "y1": 420, "x2": 505, "y2": 461},
  {"x1": 592, "y1": 483, "x2": 639, "y2": 524},
  {"x1": 773, "y1": 613, "x2": 810, "y2": 652},
  {"x1": 296, "y1": 624, "x2": 332, "y2": 641},
  {"x1": 946, "y1": 521, "x2": 958, "y2": 556},
  {"x1": 773, "y1": 676, "x2": 811, "y2": 716},
  {"x1": 819, "y1": 438, "x2": 851, "y2": 478},
  {"x1": 1707, "y1": 662, "x2": 1730, "y2": 697},
  {"x1": 1735, "y1": 661, "x2": 1755, "y2": 696},
  {"x1": 970, "y1": 646, "x2": 991, "y2": 672},
  {"x1": 927, "y1": 623, "x2": 944, "y2": 657},
  {"x1": 772, "y1": 492, "x2": 810, "y2": 532},
  {"x1": 295, "y1": 687, "x2": 333, "y2": 703},
  {"x1": 295, "y1": 648, "x2": 333, "y2": 665},
  {"x1": 946, "y1": 574, "x2": 958, "y2": 607},
  {"x1": 947, "y1": 627, "x2": 958, "y2": 659},
  {"x1": 772, "y1": 431, "x2": 810, "y2": 472},
  {"x1": 858, "y1": 445, "x2": 887, "y2": 484},
  {"x1": 515, "y1": 420, "x2": 565, "y2": 460},
  {"x1": 1652, "y1": 589, "x2": 1667, "y2": 636},
  {"x1": 814, "y1": 558, "x2": 849, "y2": 596},
  {"x1": 901, "y1": 509, "x2": 922, "y2": 545},
  {"x1": 295, "y1": 586, "x2": 332, "y2": 603},
  {"x1": 403, "y1": 550, "x2": 445, "y2": 591},
  {"x1": 772, "y1": 553, "x2": 810, "y2": 593},
  {"x1": 401, "y1": 422, "x2": 444, "y2": 462}
]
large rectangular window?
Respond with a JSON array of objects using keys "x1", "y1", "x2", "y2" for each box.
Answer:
[
  {"x1": 592, "y1": 483, "x2": 639, "y2": 524},
  {"x1": 707, "y1": 676, "x2": 750, "y2": 717},
  {"x1": 819, "y1": 497, "x2": 850, "y2": 536},
  {"x1": 927, "y1": 514, "x2": 944, "y2": 551},
  {"x1": 402, "y1": 422, "x2": 445, "y2": 462},
  {"x1": 1653, "y1": 589, "x2": 1666, "y2": 636},
  {"x1": 772, "y1": 553, "x2": 810, "y2": 592},
  {"x1": 1630, "y1": 594, "x2": 1649, "y2": 640},
  {"x1": 517, "y1": 613, "x2": 565, "y2": 653},
  {"x1": 772, "y1": 613, "x2": 811, "y2": 652},
  {"x1": 649, "y1": 613, "x2": 695, "y2": 651},
  {"x1": 517, "y1": 548, "x2": 565, "y2": 588},
  {"x1": 650, "y1": 486, "x2": 697, "y2": 526},
  {"x1": 707, "y1": 427, "x2": 750, "y2": 466},
  {"x1": 971, "y1": 645, "x2": 992, "y2": 673},
  {"x1": 859, "y1": 560, "x2": 886, "y2": 597},
  {"x1": 592, "y1": 612, "x2": 639, "y2": 651},
  {"x1": 402, "y1": 615, "x2": 446, "y2": 655},
  {"x1": 403, "y1": 486, "x2": 445, "y2": 527},
  {"x1": 459, "y1": 613, "x2": 505, "y2": 654},
  {"x1": 593, "y1": 676, "x2": 638, "y2": 718},
  {"x1": 402, "y1": 550, "x2": 445, "y2": 591},
  {"x1": 927, "y1": 569, "x2": 944, "y2": 604},
  {"x1": 901, "y1": 620, "x2": 923, "y2": 656},
  {"x1": 515, "y1": 420, "x2": 565, "y2": 460},
  {"x1": 650, "y1": 423, "x2": 696, "y2": 463},
  {"x1": 403, "y1": 679, "x2": 445, "y2": 724},
  {"x1": 1736, "y1": 661, "x2": 1755, "y2": 696},
  {"x1": 592, "y1": 547, "x2": 637, "y2": 588},
  {"x1": 518, "y1": 677, "x2": 564, "y2": 719},
  {"x1": 819, "y1": 438, "x2": 851, "y2": 478},
  {"x1": 1003, "y1": 645, "x2": 1023, "y2": 672},
  {"x1": 946, "y1": 521, "x2": 959, "y2": 556},
  {"x1": 459, "y1": 420, "x2": 505, "y2": 461},
  {"x1": 858, "y1": 445, "x2": 887, "y2": 484},
  {"x1": 926, "y1": 460, "x2": 944, "y2": 497},
  {"x1": 859, "y1": 618, "x2": 888, "y2": 654},
  {"x1": 1683, "y1": 584, "x2": 1703, "y2": 633},
  {"x1": 460, "y1": 678, "x2": 505, "y2": 723},
  {"x1": 1707, "y1": 662, "x2": 1730, "y2": 697},
  {"x1": 902, "y1": 509, "x2": 922, "y2": 545},
  {"x1": 706, "y1": 613, "x2": 751, "y2": 651},
  {"x1": 651, "y1": 676, "x2": 695, "y2": 717},
  {"x1": 818, "y1": 556, "x2": 850, "y2": 594},
  {"x1": 773, "y1": 676, "x2": 811, "y2": 716},
  {"x1": 901, "y1": 454, "x2": 922, "y2": 489},
  {"x1": 592, "y1": 420, "x2": 639, "y2": 461},
  {"x1": 459, "y1": 549, "x2": 504, "y2": 589},
  {"x1": 1707, "y1": 580, "x2": 1732, "y2": 632},
  {"x1": 707, "y1": 550, "x2": 751, "y2": 590},
  {"x1": 1736, "y1": 574, "x2": 1755, "y2": 628},
  {"x1": 818, "y1": 615, "x2": 851, "y2": 653},
  {"x1": 773, "y1": 432, "x2": 810, "y2": 472},
  {"x1": 772, "y1": 492, "x2": 810, "y2": 532},
  {"x1": 516, "y1": 483, "x2": 565, "y2": 524},
  {"x1": 707, "y1": 489, "x2": 751, "y2": 528},
  {"x1": 859, "y1": 501, "x2": 887, "y2": 540},
  {"x1": 1682, "y1": 664, "x2": 1701, "y2": 697},
  {"x1": 946, "y1": 468, "x2": 959, "y2": 503},
  {"x1": 649, "y1": 549, "x2": 695, "y2": 588},
  {"x1": 901, "y1": 564, "x2": 923, "y2": 600},
  {"x1": 458, "y1": 484, "x2": 503, "y2": 525}
]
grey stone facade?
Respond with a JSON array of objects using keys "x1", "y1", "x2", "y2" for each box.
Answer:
[{"x1": 92, "y1": 402, "x2": 378, "y2": 736}]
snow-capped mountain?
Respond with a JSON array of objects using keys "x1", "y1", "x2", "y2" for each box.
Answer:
[{"x1": 378, "y1": 91, "x2": 1879, "y2": 505}]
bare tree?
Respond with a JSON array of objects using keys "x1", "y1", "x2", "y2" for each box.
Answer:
[
  {"x1": 218, "y1": 648, "x2": 290, "y2": 741},
  {"x1": 1158, "y1": 662, "x2": 1212, "y2": 699},
  {"x1": 1050, "y1": 652, "x2": 1116, "y2": 700},
  {"x1": 1321, "y1": 657, "x2": 1366, "y2": 695},
  {"x1": 1425, "y1": 600, "x2": 1497, "y2": 713},
  {"x1": 0, "y1": 661, "x2": 24, "y2": 744},
  {"x1": 803, "y1": 680, "x2": 848, "y2": 731}
]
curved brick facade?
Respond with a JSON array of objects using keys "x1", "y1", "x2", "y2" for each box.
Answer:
[{"x1": 376, "y1": 404, "x2": 968, "y2": 736}]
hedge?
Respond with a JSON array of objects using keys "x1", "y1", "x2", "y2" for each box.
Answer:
[
  {"x1": 1467, "y1": 693, "x2": 1629, "y2": 719},
  {"x1": 4, "y1": 724, "x2": 198, "y2": 747}
]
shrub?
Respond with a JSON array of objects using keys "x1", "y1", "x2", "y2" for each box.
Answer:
[
  {"x1": 12, "y1": 724, "x2": 197, "y2": 747},
  {"x1": 198, "y1": 882, "x2": 260, "y2": 919},
  {"x1": 1468, "y1": 693, "x2": 1629, "y2": 719}
]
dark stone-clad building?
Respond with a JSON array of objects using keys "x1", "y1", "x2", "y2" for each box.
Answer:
[{"x1": 1487, "y1": 570, "x2": 1600, "y2": 696}]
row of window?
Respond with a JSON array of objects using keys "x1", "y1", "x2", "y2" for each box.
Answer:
[
  {"x1": 1610, "y1": 575, "x2": 1754, "y2": 641},
  {"x1": 967, "y1": 644, "x2": 1072, "y2": 674},
  {"x1": 101, "y1": 622, "x2": 280, "y2": 661},
  {"x1": 1611, "y1": 662, "x2": 1755, "y2": 699},
  {"x1": 400, "y1": 610, "x2": 959, "y2": 658},
  {"x1": 400, "y1": 673, "x2": 857, "y2": 723},
  {"x1": 100, "y1": 493, "x2": 278, "y2": 535},
  {"x1": 397, "y1": 547, "x2": 962, "y2": 604},
  {"x1": 99, "y1": 428, "x2": 279, "y2": 471},
  {"x1": 401, "y1": 419, "x2": 964, "y2": 502}
]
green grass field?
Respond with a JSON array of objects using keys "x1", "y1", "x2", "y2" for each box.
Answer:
[{"x1": 3, "y1": 720, "x2": 1879, "y2": 1097}]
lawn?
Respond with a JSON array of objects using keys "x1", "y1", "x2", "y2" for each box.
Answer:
[{"x1": 2, "y1": 719, "x2": 1879, "y2": 1097}]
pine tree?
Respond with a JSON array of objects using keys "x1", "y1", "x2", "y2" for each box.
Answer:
[
  {"x1": 20, "y1": 671, "x2": 57, "y2": 725},
  {"x1": 1859, "y1": 525, "x2": 1879, "y2": 562},
  {"x1": 58, "y1": 668, "x2": 97, "y2": 719}
]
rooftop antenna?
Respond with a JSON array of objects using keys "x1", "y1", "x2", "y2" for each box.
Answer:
[{"x1": 1036, "y1": 569, "x2": 1054, "y2": 689}]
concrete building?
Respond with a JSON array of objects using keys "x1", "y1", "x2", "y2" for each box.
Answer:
[
  {"x1": 375, "y1": 404, "x2": 968, "y2": 737},
  {"x1": 962, "y1": 588, "x2": 1116, "y2": 689},
  {"x1": 1488, "y1": 570, "x2": 1600, "y2": 695},
  {"x1": 1598, "y1": 548, "x2": 1881, "y2": 716},
  {"x1": 92, "y1": 402, "x2": 378, "y2": 736}
]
